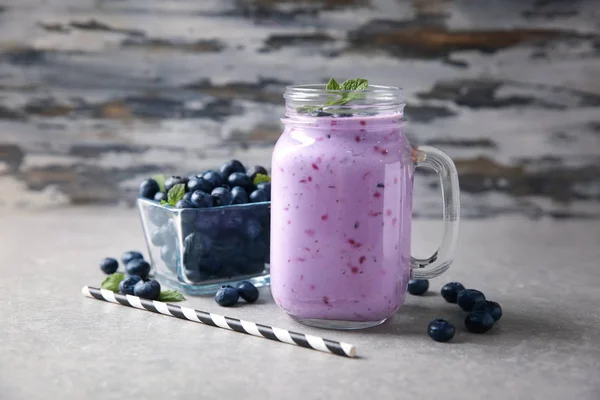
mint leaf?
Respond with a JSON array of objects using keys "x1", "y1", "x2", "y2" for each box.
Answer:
[
  {"x1": 160, "y1": 199, "x2": 169, "y2": 206},
  {"x1": 101, "y1": 273, "x2": 125, "y2": 292},
  {"x1": 327, "y1": 93, "x2": 363, "y2": 107},
  {"x1": 167, "y1": 183, "x2": 186, "y2": 206},
  {"x1": 152, "y1": 174, "x2": 167, "y2": 192},
  {"x1": 340, "y1": 78, "x2": 368, "y2": 91},
  {"x1": 296, "y1": 78, "x2": 369, "y2": 115},
  {"x1": 326, "y1": 78, "x2": 341, "y2": 91},
  {"x1": 158, "y1": 289, "x2": 185, "y2": 302},
  {"x1": 253, "y1": 173, "x2": 271, "y2": 185}
]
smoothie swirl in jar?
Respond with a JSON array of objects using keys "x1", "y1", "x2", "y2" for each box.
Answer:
[{"x1": 271, "y1": 84, "x2": 414, "y2": 328}]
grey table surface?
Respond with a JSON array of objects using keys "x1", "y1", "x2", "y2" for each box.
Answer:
[{"x1": 1, "y1": 207, "x2": 599, "y2": 400}]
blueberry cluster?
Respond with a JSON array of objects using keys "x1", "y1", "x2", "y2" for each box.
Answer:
[
  {"x1": 214, "y1": 281, "x2": 260, "y2": 307},
  {"x1": 139, "y1": 160, "x2": 271, "y2": 285},
  {"x1": 407, "y1": 279, "x2": 503, "y2": 342},
  {"x1": 99, "y1": 251, "x2": 162, "y2": 300},
  {"x1": 138, "y1": 160, "x2": 271, "y2": 209}
]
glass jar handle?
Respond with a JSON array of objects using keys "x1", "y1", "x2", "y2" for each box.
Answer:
[{"x1": 411, "y1": 146, "x2": 460, "y2": 279}]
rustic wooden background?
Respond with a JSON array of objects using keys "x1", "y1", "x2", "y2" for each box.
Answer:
[{"x1": 0, "y1": 0, "x2": 598, "y2": 219}]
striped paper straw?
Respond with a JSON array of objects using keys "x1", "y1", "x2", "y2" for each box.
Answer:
[{"x1": 81, "y1": 286, "x2": 356, "y2": 358}]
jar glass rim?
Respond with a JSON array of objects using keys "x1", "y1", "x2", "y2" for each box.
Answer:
[{"x1": 285, "y1": 84, "x2": 403, "y2": 95}]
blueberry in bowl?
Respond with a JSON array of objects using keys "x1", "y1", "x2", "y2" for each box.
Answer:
[
  {"x1": 228, "y1": 172, "x2": 254, "y2": 192},
  {"x1": 136, "y1": 160, "x2": 271, "y2": 296},
  {"x1": 164, "y1": 176, "x2": 188, "y2": 193},
  {"x1": 231, "y1": 186, "x2": 249, "y2": 204},
  {"x1": 138, "y1": 179, "x2": 160, "y2": 200},
  {"x1": 187, "y1": 177, "x2": 213, "y2": 194},
  {"x1": 247, "y1": 165, "x2": 268, "y2": 181},
  {"x1": 202, "y1": 170, "x2": 225, "y2": 188},
  {"x1": 220, "y1": 159, "x2": 246, "y2": 178},
  {"x1": 211, "y1": 187, "x2": 234, "y2": 207}
]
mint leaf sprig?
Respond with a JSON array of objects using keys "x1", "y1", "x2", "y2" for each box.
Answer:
[
  {"x1": 152, "y1": 174, "x2": 167, "y2": 192},
  {"x1": 160, "y1": 183, "x2": 186, "y2": 206},
  {"x1": 158, "y1": 289, "x2": 186, "y2": 302},
  {"x1": 298, "y1": 78, "x2": 369, "y2": 115},
  {"x1": 253, "y1": 173, "x2": 271, "y2": 185},
  {"x1": 101, "y1": 273, "x2": 125, "y2": 292}
]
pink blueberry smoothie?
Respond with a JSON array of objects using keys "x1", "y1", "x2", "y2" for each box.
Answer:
[{"x1": 271, "y1": 114, "x2": 414, "y2": 323}]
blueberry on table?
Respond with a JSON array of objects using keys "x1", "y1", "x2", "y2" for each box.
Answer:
[
  {"x1": 121, "y1": 250, "x2": 144, "y2": 265},
  {"x1": 188, "y1": 177, "x2": 214, "y2": 194},
  {"x1": 236, "y1": 281, "x2": 259, "y2": 303},
  {"x1": 255, "y1": 182, "x2": 271, "y2": 200},
  {"x1": 175, "y1": 199, "x2": 196, "y2": 209},
  {"x1": 247, "y1": 165, "x2": 268, "y2": 181},
  {"x1": 427, "y1": 319, "x2": 456, "y2": 342},
  {"x1": 473, "y1": 300, "x2": 502, "y2": 322},
  {"x1": 126, "y1": 258, "x2": 151, "y2": 279},
  {"x1": 100, "y1": 257, "x2": 119, "y2": 275},
  {"x1": 457, "y1": 289, "x2": 486, "y2": 312},
  {"x1": 138, "y1": 178, "x2": 160, "y2": 200},
  {"x1": 190, "y1": 190, "x2": 213, "y2": 208},
  {"x1": 215, "y1": 285, "x2": 239, "y2": 307},
  {"x1": 228, "y1": 172, "x2": 254, "y2": 192},
  {"x1": 211, "y1": 187, "x2": 234, "y2": 206},
  {"x1": 203, "y1": 170, "x2": 225, "y2": 188},
  {"x1": 154, "y1": 192, "x2": 167, "y2": 202},
  {"x1": 441, "y1": 282, "x2": 465, "y2": 303},
  {"x1": 183, "y1": 192, "x2": 193, "y2": 202},
  {"x1": 220, "y1": 159, "x2": 246, "y2": 179},
  {"x1": 133, "y1": 279, "x2": 161, "y2": 300},
  {"x1": 249, "y1": 189, "x2": 269, "y2": 203},
  {"x1": 231, "y1": 186, "x2": 249, "y2": 204},
  {"x1": 407, "y1": 279, "x2": 429, "y2": 295},
  {"x1": 165, "y1": 176, "x2": 188, "y2": 193},
  {"x1": 119, "y1": 275, "x2": 142, "y2": 295},
  {"x1": 465, "y1": 311, "x2": 495, "y2": 333}
]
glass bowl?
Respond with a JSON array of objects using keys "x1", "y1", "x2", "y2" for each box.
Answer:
[{"x1": 137, "y1": 198, "x2": 270, "y2": 295}]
